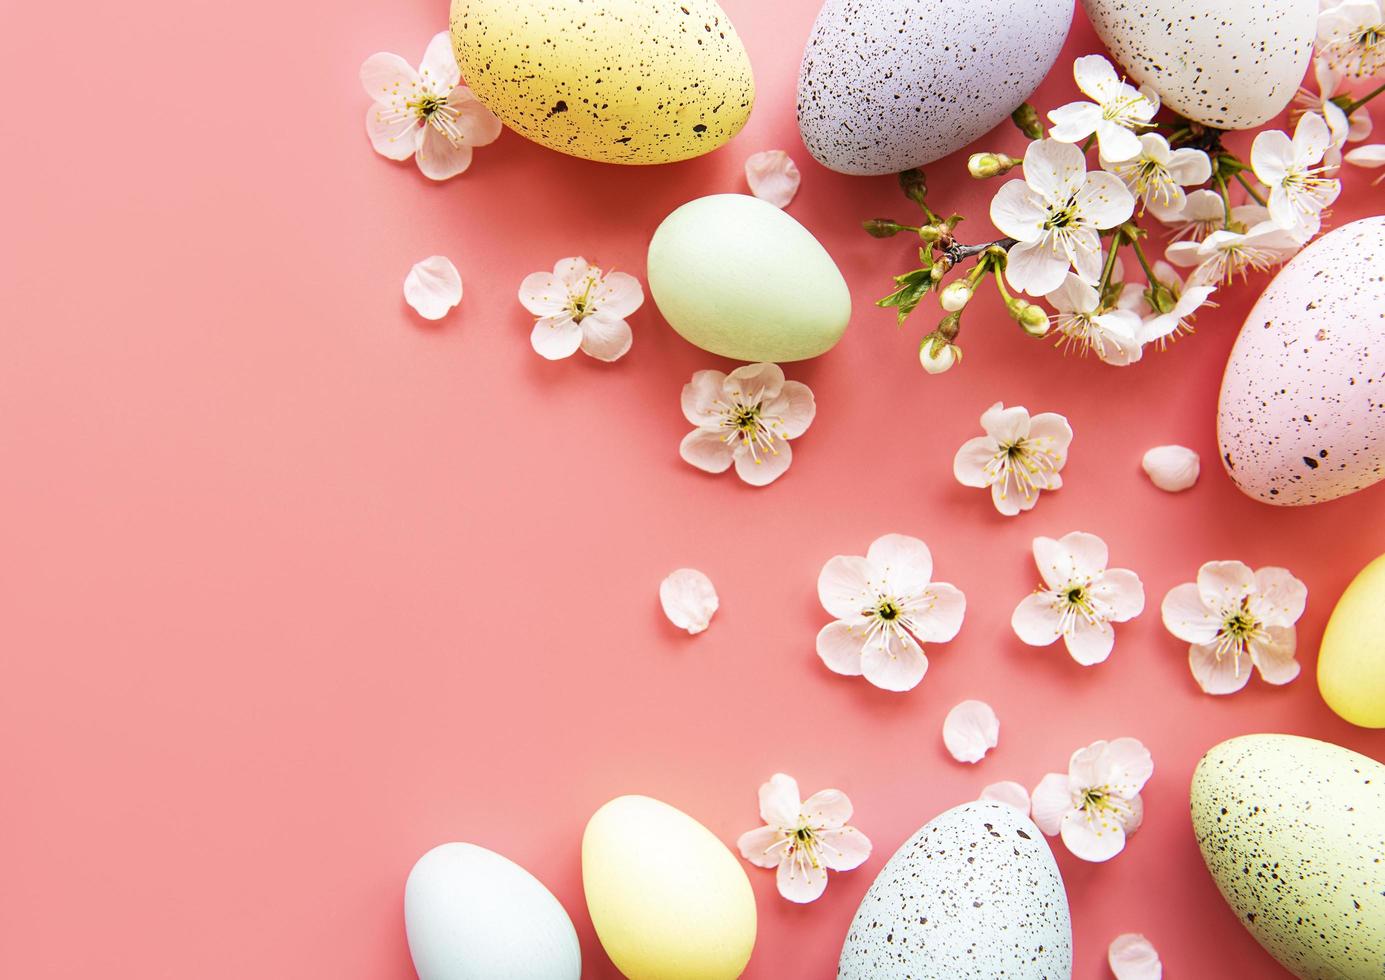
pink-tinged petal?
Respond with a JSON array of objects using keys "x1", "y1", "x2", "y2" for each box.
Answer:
[
  {"x1": 865, "y1": 533, "x2": 933, "y2": 596},
  {"x1": 529, "y1": 315, "x2": 582, "y2": 360},
  {"x1": 553, "y1": 257, "x2": 592, "y2": 288},
  {"x1": 732, "y1": 438, "x2": 793, "y2": 486},
  {"x1": 818, "y1": 555, "x2": 874, "y2": 619},
  {"x1": 681, "y1": 370, "x2": 728, "y2": 426},
  {"x1": 953, "y1": 435, "x2": 1000, "y2": 487},
  {"x1": 518, "y1": 272, "x2": 571, "y2": 318},
  {"x1": 942, "y1": 699, "x2": 999, "y2": 763},
  {"x1": 990, "y1": 179, "x2": 1048, "y2": 241},
  {"x1": 592, "y1": 271, "x2": 644, "y2": 320},
  {"x1": 658, "y1": 568, "x2": 718, "y2": 635},
  {"x1": 801, "y1": 788, "x2": 853, "y2": 829},
  {"x1": 817, "y1": 826, "x2": 871, "y2": 871},
  {"x1": 1188, "y1": 643, "x2": 1253, "y2": 695},
  {"x1": 1005, "y1": 238, "x2": 1070, "y2": 296},
  {"x1": 1250, "y1": 626, "x2": 1300, "y2": 685},
  {"x1": 758, "y1": 773, "x2": 802, "y2": 827},
  {"x1": 578, "y1": 315, "x2": 632, "y2": 362},
  {"x1": 403, "y1": 255, "x2": 463, "y2": 320},
  {"x1": 1251, "y1": 567, "x2": 1307, "y2": 627},
  {"x1": 416, "y1": 124, "x2": 475, "y2": 180},
  {"x1": 360, "y1": 51, "x2": 420, "y2": 101},
  {"x1": 1030, "y1": 773, "x2": 1072, "y2": 836},
  {"x1": 911, "y1": 582, "x2": 966, "y2": 642},
  {"x1": 776, "y1": 856, "x2": 828, "y2": 903},
  {"x1": 1067, "y1": 740, "x2": 1106, "y2": 787},
  {"x1": 991, "y1": 472, "x2": 1041, "y2": 516},
  {"x1": 1197, "y1": 560, "x2": 1256, "y2": 611},
  {"x1": 418, "y1": 31, "x2": 461, "y2": 92},
  {"x1": 1109, "y1": 933, "x2": 1163, "y2": 980},
  {"x1": 980, "y1": 402, "x2": 1030, "y2": 443},
  {"x1": 1064, "y1": 616, "x2": 1115, "y2": 666},
  {"x1": 1091, "y1": 568, "x2": 1145, "y2": 622},
  {"x1": 745, "y1": 149, "x2": 801, "y2": 208},
  {"x1": 765, "y1": 380, "x2": 815, "y2": 439},
  {"x1": 1101, "y1": 737, "x2": 1154, "y2": 794},
  {"x1": 365, "y1": 104, "x2": 421, "y2": 160},
  {"x1": 1060, "y1": 807, "x2": 1128, "y2": 862},
  {"x1": 816, "y1": 621, "x2": 866, "y2": 676},
  {"x1": 679, "y1": 428, "x2": 734, "y2": 474},
  {"x1": 725, "y1": 361, "x2": 785, "y2": 402},
  {"x1": 1012, "y1": 591, "x2": 1063, "y2": 647},
  {"x1": 1163, "y1": 239, "x2": 1207, "y2": 268},
  {"x1": 1027, "y1": 412, "x2": 1073, "y2": 457},
  {"x1": 1121, "y1": 793, "x2": 1145, "y2": 835},
  {"x1": 1345, "y1": 144, "x2": 1385, "y2": 168},
  {"x1": 445, "y1": 86, "x2": 502, "y2": 146},
  {"x1": 1023, "y1": 138, "x2": 1088, "y2": 201},
  {"x1": 1047, "y1": 100, "x2": 1103, "y2": 144},
  {"x1": 980, "y1": 781, "x2": 1032, "y2": 817},
  {"x1": 737, "y1": 825, "x2": 785, "y2": 869},
  {"x1": 1160, "y1": 583, "x2": 1220, "y2": 644},
  {"x1": 1079, "y1": 170, "x2": 1137, "y2": 228},
  {"x1": 860, "y1": 631, "x2": 927, "y2": 692},
  {"x1": 1034, "y1": 531, "x2": 1107, "y2": 587}
]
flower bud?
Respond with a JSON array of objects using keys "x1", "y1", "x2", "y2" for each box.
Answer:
[
  {"x1": 1011, "y1": 102, "x2": 1043, "y2": 140},
  {"x1": 967, "y1": 152, "x2": 1019, "y2": 179},
  {"x1": 863, "y1": 218, "x2": 904, "y2": 238},
  {"x1": 917, "y1": 224, "x2": 945, "y2": 243},
  {"x1": 898, "y1": 168, "x2": 929, "y2": 208},
  {"x1": 919, "y1": 334, "x2": 961, "y2": 374},
  {"x1": 1144, "y1": 283, "x2": 1177, "y2": 315},
  {"x1": 1010, "y1": 300, "x2": 1050, "y2": 337},
  {"x1": 939, "y1": 279, "x2": 973, "y2": 312}
]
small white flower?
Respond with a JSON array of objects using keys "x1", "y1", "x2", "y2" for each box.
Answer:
[
  {"x1": 1164, "y1": 221, "x2": 1303, "y2": 286},
  {"x1": 942, "y1": 700, "x2": 1000, "y2": 763},
  {"x1": 1148, "y1": 188, "x2": 1229, "y2": 240},
  {"x1": 659, "y1": 568, "x2": 718, "y2": 634},
  {"x1": 1044, "y1": 273, "x2": 1144, "y2": 365},
  {"x1": 1135, "y1": 261, "x2": 1217, "y2": 345},
  {"x1": 1012, "y1": 532, "x2": 1145, "y2": 666},
  {"x1": 1109, "y1": 934, "x2": 1163, "y2": 980},
  {"x1": 1102, "y1": 133, "x2": 1212, "y2": 215},
  {"x1": 816, "y1": 534, "x2": 966, "y2": 692},
  {"x1": 1251, "y1": 112, "x2": 1342, "y2": 236},
  {"x1": 1141, "y1": 445, "x2": 1200, "y2": 492},
  {"x1": 679, "y1": 363, "x2": 814, "y2": 486},
  {"x1": 979, "y1": 781, "x2": 1032, "y2": 816},
  {"x1": 1048, "y1": 55, "x2": 1161, "y2": 162},
  {"x1": 737, "y1": 773, "x2": 871, "y2": 903},
  {"x1": 519, "y1": 257, "x2": 644, "y2": 362},
  {"x1": 1294, "y1": 58, "x2": 1374, "y2": 167},
  {"x1": 1162, "y1": 561, "x2": 1308, "y2": 695},
  {"x1": 1317, "y1": 0, "x2": 1385, "y2": 78},
  {"x1": 1345, "y1": 143, "x2": 1385, "y2": 181},
  {"x1": 360, "y1": 32, "x2": 502, "y2": 180},
  {"x1": 991, "y1": 140, "x2": 1136, "y2": 295},
  {"x1": 1031, "y1": 737, "x2": 1153, "y2": 862},
  {"x1": 744, "y1": 150, "x2": 801, "y2": 208},
  {"x1": 403, "y1": 256, "x2": 462, "y2": 320},
  {"x1": 953, "y1": 402, "x2": 1073, "y2": 516}
]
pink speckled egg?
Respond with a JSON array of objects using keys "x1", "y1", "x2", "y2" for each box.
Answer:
[{"x1": 1218, "y1": 216, "x2": 1385, "y2": 506}]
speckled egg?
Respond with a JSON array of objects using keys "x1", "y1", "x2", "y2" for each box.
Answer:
[
  {"x1": 797, "y1": 0, "x2": 1074, "y2": 175},
  {"x1": 1081, "y1": 0, "x2": 1316, "y2": 129},
  {"x1": 1191, "y1": 734, "x2": 1385, "y2": 979},
  {"x1": 837, "y1": 801, "x2": 1072, "y2": 979},
  {"x1": 449, "y1": 0, "x2": 754, "y2": 165},
  {"x1": 1217, "y1": 216, "x2": 1385, "y2": 506}
]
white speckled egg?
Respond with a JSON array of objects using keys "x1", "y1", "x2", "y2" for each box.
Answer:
[
  {"x1": 1081, "y1": 0, "x2": 1316, "y2": 129},
  {"x1": 449, "y1": 0, "x2": 754, "y2": 165},
  {"x1": 797, "y1": 0, "x2": 1074, "y2": 175},
  {"x1": 1217, "y1": 216, "x2": 1385, "y2": 506},
  {"x1": 404, "y1": 843, "x2": 581, "y2": 980},
  {"x1": 837, "y1": 801, "x2": 1072, "y2": 979},
  {"x1": 1191, "y1": 734, "x2": 1385, "y2": 979}
]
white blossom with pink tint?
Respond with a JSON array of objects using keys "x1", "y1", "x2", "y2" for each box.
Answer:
[
  {"x1": 1031, "y1": 737, "x2": 1153, "y2": 862},
  {"x1": 679, "y1": 363, "x2": 815, "y2": 486},
  {"x1": 737, "y1": 773, "x2": 871, "y2": 903},
  {"x1": 745, "y1": 150, "x2": 801, "y2": 208},
  {"x1": 953, "y1": 402, "x2": 1073, "y2": 516},
  {"x1": 519, "y1": 258, "x2": 644, "y2": 361},
  {"x1": 942, "y1": 700, "x2": 999, "y2": 763},
  {"x1": 1109, "y1": 933, "x2": 1163, "y2": 980}
]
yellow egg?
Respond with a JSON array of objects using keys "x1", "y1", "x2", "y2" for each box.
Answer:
[
  {"x1": 449, "y1": 0, "x2": 754, "y2": 165},
  {"x1": 1318, "y1": 552, "x2": 1385, "y2": 728},
  {"x1": 582, "y1": 795, "x2": 756, "y2": 979}
]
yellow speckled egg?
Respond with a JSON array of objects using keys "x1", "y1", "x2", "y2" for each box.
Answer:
[
  {"x1": 1319, "y1": 553, "x2": 1385, "y2": 728},
  {"x1": 582, "y1": 795, "x2": 756, "y2": 979},
  {"x1": 449, "y1": 0, "x2": 754, "y2": 165}
]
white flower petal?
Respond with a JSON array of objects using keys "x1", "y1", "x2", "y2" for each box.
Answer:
[
  {"x1": 592, "y1": 271, "x2": 644, "y2": 320},
  {"x1": 1197, "y1": 560, "x2": 1256, "y2": 611},
  {"x1": 1023, "y1": 139, "x2": 1087, "y2": 202},
  {"x1": 817, "y1": 825, "x2": 872, "y2": 871},
  {"x1": 659, "y1": 568, "x2": 718, "y2": 634},
  {"x1": 1064, "y1": 616, "x2": 1115, "y2": 666},
  {"x1": 801, "y1": 788, "x2": 853, "y2": 829},
  {"x1": 418, "y1": 31, "x2": 461, "y2": 93},
  {"x1": 1030, "y1": 773, "x2": 1071, "y2": 836},
  {"x1": 732, "y1": 437, "x2": 793, "y2": 486},
  {"x1": 679, "y1": 428, "x2": 735, "y2": 474},
  {"x1": 736, "y1": 825, "x2": 785, "y2": 869},
  {"x1": 990, "y1": 180, "x2": 1048, "y2": 241},
  {"x1": 1013, "y1": 592, "x2": 1063, "y2": 647},
  {"x1": 1251, "y1": 567, "x2": 1308, "y2": 626},
  {"x1": 1034, "y1": 531, "x2": 1109, "y2": 586},
  {"x1": 360, "y1": 51, "x2": 420, "y2": 102},
  {"x1": 403, "y1": 255, "x2": 462, "y2": 320},
  {"x1": 911, "y1": 582, "x2": 966, "y2": 642},
  {"x1": 759, "y1": 773, "x2": 802, "y2": 828},
  {"x1": 776, "y1": 855, "x2": 828, "y2": 903},
  {"x1": 1060, "y1": 806, "x2": 1128, "y2": 861},
  {"x1": 1250, "y1": 625, "x2": 1301, "y2": 685},
  {"x1": 446, "y1": 86, "x2": 504, "y2": 146},
  {"x1": 1189, "y1": 643, "x2": 1254, "y2": 695},
  {"x1": 578, "y1": 315, "x2": 633, "y2": 362},
  {"x1": 1142, "y1": 445, "x2": 1200, "y2": 491},
  {"x1": 416, "y1": 123, "x2": 475, "y2": 180},
  {"x1": 942, "y1": 699, "x2": 999, "y2": 763},
  {"x1": 979, "y1": 780, "x2": 1032, "y2": 816},
  {"x1": 365, "y1": 104, "x2": 421, "y2": 160},
  {"x1": 865, "y1": 533, "x2": 933, "y2": 597},
  {"x1": 766, "y1": 381, "x2": 816, "y2": 439},
  {"x1": 1090, "y1": 568, "x2": 1146, "y2": 623},
  {"x1": 518, "y1": 272, "x2": 570, "y2": 317},
  {"x1": 530, "y1": 315, "x2": 583, "y2": 359},
  {"x1": 818, "y1": 555, "x2": 874, "y2": 620},
  {"x1": 1109, "y1": 933, "x2": 1163, "y2": 980},
  {"x1": 680, "y1": 370, "x2": 728, "y2": 426},
  {"x1": 745, "y1": 150, "x2": 801, "y2": 208},
  {"x1": 1005, "y1": 238, "x2": 1071, "y2": 296},
  {"x1": 860, "y1": 631, "x2": 928, "y2": 692},
  {"x1": 816, "y1": 621, "x2": 867, "y2": 676},
  {"x1": 1161, "y1": 583, "x2": 1221, "y2": 644}
]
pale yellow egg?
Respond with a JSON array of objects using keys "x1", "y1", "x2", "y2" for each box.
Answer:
[{"x1": 1318, "y1": 553, "x2": 1385, "y2": 728}]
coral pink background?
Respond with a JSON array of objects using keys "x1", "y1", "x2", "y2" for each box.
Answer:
[{"x1": 3, "y1": 1, "x2": 1383, "y2": 977}]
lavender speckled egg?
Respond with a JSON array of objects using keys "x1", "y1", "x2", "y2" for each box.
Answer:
[
  {"x1": 1191, "y1": 734, "x2": 1385, "y2": 979},
  {"x1": 1218, "y1": 216, "x2": 1385, "y2": 506},
  {"x1": 837, "y1": 801, "x2": 1072, "y2": 979},
  {"x1": 1081, "y1": 0, "x2": 1316, "y2": 129},
  {"x1": 796, "y1": 0, "x2": 1074, "y2": 176}
]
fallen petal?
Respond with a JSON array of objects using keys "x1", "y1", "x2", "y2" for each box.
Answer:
[
  {"x1": 659, "y1": 568, "x2": 719, "y2": 634},
  {"x1": 942, "y1": 699, "x2": 999, "y2": 763},
  {"x1": 745, "y1": 150, "x2": 801, "y2": 208},
  {"x1": 1141, "y1": 445, "x2": 1200, "y2": 492},
  {"x1": 979, "y1": 780, "x2": 1031, "y2": 816},
  {"x1": 403, "y1": 255, "x2": 462, "y2": 320},
  {"x1": 1108, "y1": 933, "x2": 1162, "y2": 980}
]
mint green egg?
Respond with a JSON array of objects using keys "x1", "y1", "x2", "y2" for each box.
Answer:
[{"x1": 646, "y1": 194, "x2": 851, "y2": 362}]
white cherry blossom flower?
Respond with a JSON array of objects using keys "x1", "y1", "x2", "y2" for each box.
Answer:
[
  {"x1": 1317, "y1": 0, "x2": 1385, "y2": 78},
  {"x1": 1109, "y1": 934, "x2": 1163, "y2": 980},
  {"x1": 1031, "y1": 737, "x2": 1153, "y2": 862},
  {"x1": 1149, "y1": 188, "x2": 1228, "y2": 239},
  {"x1": 1135, "y1": 261, "x2": 1217, "y2": 346},
  {"x1": 1048, "y1": 55, "x2": 1161, "y2": 162},
  {"x1": 1012, "y1": 532, "x2": 1145, "y2": 666},
  {"x1": 679, "y1": 363, "x2": 815, "y2": 486},
  {"x1": 737, "y1": 773, "x2": 871, "y2": 903},
  {"x1": 1295, "y1": 58, "x2": 1374, "y2": 167},
  {"x1": 659, "y1": 568, "x2": 718, "y2": 634},
  {"x1": 360, "y1": 32, "x2": 502, "y2": 180},
  {"x1": 1165, "y1": 220, "x2": 1303, "y2": 285},
  {"x1": 953, "y1": 402, "x2": 1073, "y2": 516},
  {"x1": 942, "y1": 700, "x2": 999, "y2": 763},
  {"x1": 1252, "y1": 112, "x2": 1342, "y2": 236},
  {"x1": 519, "y1": 257, "x2": 644, "y2": 361},
  {"x1": 403, "y1": 256, "x2": 462, "y2": 320},
  {"x1": 979, "y1": 781, "x2": 1032, "y2": 816},
  {"x1": 1345, "y1": 143, "x2": 1385, "y2": 181},
  {"x1": 1102, "y1": 134, "x2": 1212, "y2": 215},
  {"x1": 991, "y1": 140, "x2": 1136, "y2": 295},
  {"x1": 1161, "y1": 561, "x2": 1308, "y2": 695},
  {"x1": 744, "y1": 150, "x2": 801, "y2": 208},
  {"x1": 1045, "y1": 273, "x2": 1144, "y2": 365},
  {"x1": 1141, "y1": 445, "x2": 1200, "y2": 492},
  {"x1": 816, "y1": 534, "x2": 966, "y2": 692}
]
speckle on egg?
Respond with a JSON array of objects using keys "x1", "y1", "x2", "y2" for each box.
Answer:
[{"x1": 796, "y1": 0, "x2": 1074, "y2": 176}]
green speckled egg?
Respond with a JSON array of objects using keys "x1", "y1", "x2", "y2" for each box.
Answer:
[
  {"x1": 449, "y1": 0, "x2": 754, "y2": 165},
  {"x1": 1191, "y1": 733, "x2": 1385, "y2": 979},
  {"x1": 647, "y1": 194, "x2": 851, "y2": 362}
]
